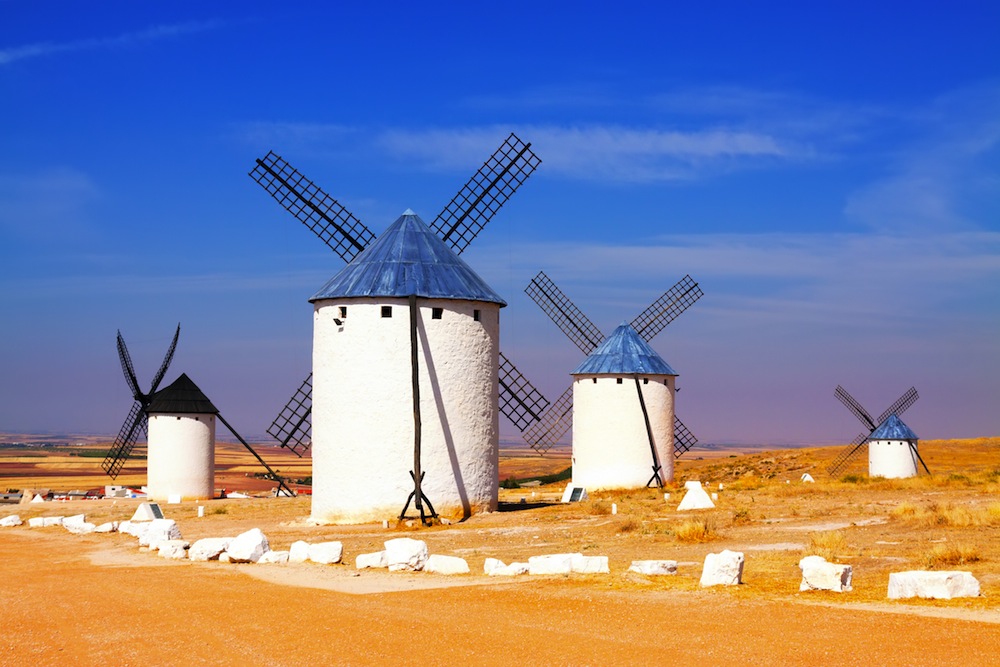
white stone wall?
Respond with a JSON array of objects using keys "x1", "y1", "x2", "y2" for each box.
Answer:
[
  {"x1": 571, "y1": 374, "x2": 675, "y2": 489},
  {"x1": 146, "y1": 413, "x2": 215, "y2": 500},
  {"x1": 311, "y1": 297, "x2": 500, "y2": 524},
  {"x1": 869, "y1": 439, "x2": 919, "y2": 478}
]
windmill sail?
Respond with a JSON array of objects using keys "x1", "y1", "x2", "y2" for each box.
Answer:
[
  {"x1": 827, "y1": 386, "x2": 920, "y2": 476},
  {"x1": 631, "y1": 275, "x2": 704, "y2": 341},
  {"x1": 265, "y1": 373, "x2": 313, "y2": 456},
  {"x1": 525, "y1": 271, "x2": 605, "y2": 354}
]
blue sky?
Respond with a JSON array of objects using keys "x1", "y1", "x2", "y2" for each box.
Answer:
[{"x1": 1, "y1": 1, "x2": 998, "y2": 446}]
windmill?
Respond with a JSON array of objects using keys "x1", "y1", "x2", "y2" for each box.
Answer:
[
  {"x1": 523, "y1": 271, "x2": 703, "y2": 457},
  {"x1": 103, "y1": 325, "x2": 294, "y2": 497},
  {"x1": 102, "y1": 324, "x2": 180, "y2": 480},
  {"x1": 249, "y1": 134, "x2": 549, "y2": 457},
  {"x1": 827, "y1": 385, "x2": 928, "y2": 476}
]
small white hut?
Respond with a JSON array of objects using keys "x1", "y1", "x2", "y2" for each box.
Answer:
[
  {"x1": 570, "y1": 322, "x2": 678, "y2": 490},
  {"x1": 309, "y1": 210, "x2": 504, "y2": 524},
  {"x1": 868, "y1": 413, "x2": 920, "y2": 478},
  {"x1": 145, "y1": 373, "x2": 217, "y2": 500}
]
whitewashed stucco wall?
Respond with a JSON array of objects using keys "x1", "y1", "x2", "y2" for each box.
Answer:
[
  {"x1": 571, "y1": 375, "x2": 675, "y2": 490},
  {"x1": 311, "y1": 297, "x2": 500, "y2": 524},
  {"x1": 869, "y1": 439, "x2": 919, "y2": 478},
  {"x1": 146, "y1": 413, "x2": 215, "y2": 500}
]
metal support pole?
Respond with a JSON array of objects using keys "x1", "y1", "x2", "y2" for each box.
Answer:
[
  {"x1": 400, "y1": 294, "x2": 437, "y2": 523},
  {"x1": 634, "y1": 376, "x2": 664, "y2": 488}
]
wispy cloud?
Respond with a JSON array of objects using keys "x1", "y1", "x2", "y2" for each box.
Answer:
[
  {"x1": 0, "y1": 168, "x2": 100, "y2": 240},
  {"x1": 0, "y1": 21, "x2": 225, "y2": 66}
]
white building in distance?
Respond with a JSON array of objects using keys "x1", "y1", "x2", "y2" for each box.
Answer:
[
  {"x1": 146, "y1": 373, "x2": 217, "y2": 500},
  {"x1": 868, "y1": 413, "x2": 920, "y2": 478},
  {"x1": 570, "y1": 323, "x2": 677, "y2": 490},
  {"x1": 308, "y1": 210, "x2": 504, "y2": 524}
]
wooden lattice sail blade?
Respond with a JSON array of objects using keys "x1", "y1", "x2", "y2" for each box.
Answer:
[
  {"x1": 630, "y1": 275, "x2": 704, "y2": 342},
  {"x1": 102, "y1": 403, "x2": 147, "y2": 479},
  {"x1": 827, "y1": 434, "x2": 869, "y2": 476},
  {"x1": 116, "y1": 331, "x2": 142, "y2": 400},
  {"x1": 834, "y1": 385, "x2": 877, "y2": 431},
  {"x1": 876, "y1": 387, "x2": 919, "y2": 425},
  {"x1": 250, "y1": 151, "x2": 375, "y2": 263},
  {"x1": 522, "y1": 385, "x2": 574, "y2": 454},
  {"x1": 525, "y1": 271, "x2": 605, "y2": 354},
  {"x1": 266, "y1": 373, "x2": 313, "y2": 456},
  {"x1": 431, "y1": 133, "x2": 541, "y2": 255},
  {"x1": 498, "y1": 352, "x2": 550, "y2": 432},
  {"x1": 149, "y1": 323, "x2": 181, "y2": 394},
  {"x1": 673, "y1": 415, "x2": 698, "y2": 458}
]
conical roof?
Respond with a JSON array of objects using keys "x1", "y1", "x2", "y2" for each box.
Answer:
[
  {"x1": 309, "y1": 210, "x2": 506, "y2": 306},
  {"x1": 571, "y1": 322, "x2": 677, "y2": 376},
  {"x1": 868, "y1": 414, "x2": 918, "y2": 441},
  {"x1": 147, "y1": 373, "x2": 218, "y2": 415}
]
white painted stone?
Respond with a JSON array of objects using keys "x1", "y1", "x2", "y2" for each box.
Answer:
[
  {"x1": 385, "y1": 537, "x2": 429, "y2": 572},
  {"x1": 560, "y1": 484, "x2": 588, "y2": 503},
  {"x1": 711, "y1": 493, "x2": 719, "y2": 501},
  {"x1": 258, "y1": 550, "x2": 290, "y2": 565},
  {"x1": 571, "y1": 373, "x2": 675, "y2": 490},
  {"x1": 487, "y1": 561, "x2": 530, "y2": 576},
  {"x1": 189, "y1": 537, "x2": 233, "y2": 562},
  {"x1": 0, "y1": 515, "x2": 22, "y2": 527},
  {"x1": 288, "y1": 540, "x2": 310, "y2": 563},
  {"x1": 139, "y1": 519, "x2": 182, "y2": 549},
  {"x1": 424, "y1": 554, "x2": 470, "y2": 575},
  {"x1": 167, "y1": 494, "x2": 182, "y2": 505},
  {"x1": 226, "y1": 528, "x2": 270, "y2": 563},
  {"x1": 628, "y1": 560, "x2": 678, "y2": 575},
  {"x1": 800, "y1": 473, "x2": 815, "y2": 483},
  {"x1": 677, "y1": 482, "x2": 715, "y2": 511},
  {"x1": 31, "y1": 494, "x2": 45, "y2": 503},
  {"x1": 307, "y1": 541, "x2": 344, "y2": 565},
  {"x1": 219, "y1": 552, "x2": 232, "y2": 563},
  {"x1": 310, "y1": 298, "x2": 501, "y2": 524},
  {"x1": 798, "y1": 555, "x2": 853, "y2": 592},
  {"x1": 887, "y1": 571, "x2": 980, "y2": 599},
  {"x1": 42, "y1": 516, "x2": 65, "y2": 527},
  {"x1": 130, "y1": 503, "x2": 160, "y2": 522},
  {"x1": 684, "y1": 481, "x2": 702, "y2": 490},
  {"x1": 528, "y1": 553, "x2": 580, "y2": 575},
  {"x1": 158, "y1": 540, "x2": 189, "y2": 560},
  {"x1": 147, "y1": 410, "x2": 215, "y2": 501},
  {"x1": 28, "y1": 517, "x2": 45, "y2": 528},
  {"x1": 356, "y1": 551, "x2": 388, "y2": 569},
  {"x1": 571, "y1": 554, "x2": 610, "y2": 574},
  {"x1": 700, "y1": 550, "x2": 744, "y2": 587},
  {"x1": 94, "y1": 521, "x2": 118, "y2": 533},
  {"x1": 63, "y1": 514, "x2": 96, "y2": 534},
  {"x1": 483, "y1": 557, "x2": 505, "y2": 574}
]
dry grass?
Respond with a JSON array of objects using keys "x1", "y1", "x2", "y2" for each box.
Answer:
[
  {"x1": 673, "y1": 519, "x2": 717, "y2": 543},
  {"x1": 890, "y1": 501, "x2": 1000, "y2": 528},
  {"x1": 808, "y1": 530, "x2": 848, "y2": 560},
  {"x1": 926, "y1": 543, "x2": 982, "y2": 569}
]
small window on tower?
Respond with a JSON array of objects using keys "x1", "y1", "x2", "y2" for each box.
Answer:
[
  {"x1": 473, "y1": 309, "x2": 481, "y2": 322},
  {"x1": 616, "y1": 378, "x2": 623, "y2": 384},
  {"x1": 432, "y1": 307, "x2": 443, "y2": 320},
  {"x1": 339, "y1": 306, "x2": 347, "y2": 318},
  {"x1": 643, "y1": 378, "x2": 649, "y2": 384},
  {"x1": 592, "y1": 378, "x2": 597, "y2": 384},
  {"x1": 381, "y1": 306, "x2": 392, "y2": 318}
]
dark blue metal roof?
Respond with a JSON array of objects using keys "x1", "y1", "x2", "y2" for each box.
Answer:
[
  {"x1": 869, "y1": 414, "x2": 918, "y2": 441},
  {"x1": 309, "y1": 210, "x2": 506, "y2": 306},
  {"x1": 147, "y1": 373, "x2": 218, "y2": 414},
  {"x1": 571, "y1": 322, "x2": 678, "y2": 376}
]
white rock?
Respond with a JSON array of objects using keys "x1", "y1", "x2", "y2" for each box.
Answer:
[
  {"x1": 288, "y1": 540, "x2": 310, "y2": 563},
  {"x1": 139, "y1": 519, "x2": 182, "y2": 549},
  {"x1": 528, "y1": 553, "x2": 580, "y2": 575},
  {"x1": 571, "y1": 554, "x2": 610, "y2": 574},
  {"x1": 130, "y1": 502, "x2": 160, "y2": 522},
  {"x1": 94, "y1": 521, "x2": 118, "y2": 533},
  {"x1": 308, "y1": 541, "x2": 344, "y2": 565},
  {"x1": 490, "y1": 562, "x2": 530, "y2": 576},
  {"x1": 63, "y1": 515, "x2": 95, "y2": 535},
  {"x1": 219, "y1": 552, "x2": 232, "y2": 563},
  {"x1": 356, "y1": 551, "x2": 388, "y2": 569},
  {"x1": 189, "y1": 537, "x2": 233, "y2": 562},
  {"x1": 258, "y1": 550, "x2": 290, "y2": 565},
  {"x1": 887, "y1": 571, "x2": 980, "y2": 599},
  {"x1": 483, "y1": 557, "x2": 505, "y2": 574},
  {"x1": 799, "y1": 555, "x2": 853, "y2": 592},
  {"x1": 0, "y1": 515, "x2": 23, "y2": 527},
  {"x1": 800, "y1": 473, "x2": 815, "y2": 483},
  {"x1": 628, "y1": 560, "x2": 678, "y2": 576},
  {"x1": 28, "y1": 517, "x2": 45, "y2": 528},
  {"x1": 226, "y1": 528, "x2": 270, "y2": 563},
  {"x1": 158, "y1": 540, "x2": 189, "y2": 560},
  {"x1": 677, "y1": 482, "x2": 715, "y2": 511},
  {"x1": 385, "y1": 537, "x2": 429, "y2": 572},
  {"x1": 42, "y1": 516, "x2": 65, "y2": 527},
  {"x1": 700, "y1": 550, "x2": 744, "y2": 587},
  {"x1": 424, "y1": 554, "x2": 470, "y2": 575}
]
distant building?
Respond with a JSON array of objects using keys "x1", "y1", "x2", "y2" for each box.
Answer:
[{"x1": 868, "y1": 414, "x2": 919, "y2": 478}]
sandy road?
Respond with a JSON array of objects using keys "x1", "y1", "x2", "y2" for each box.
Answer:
[{"x1": 2, "y1": 531, "x2": 998, "y2": 666}]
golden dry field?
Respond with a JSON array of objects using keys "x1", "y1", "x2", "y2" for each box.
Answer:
[{"x1": 2, "y1": 436, "x2": 999, "y2": 665}]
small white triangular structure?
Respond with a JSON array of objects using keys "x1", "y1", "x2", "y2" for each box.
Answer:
[
  {"x1": 130, "y1": 502, "x2": 163, "y2": 522},
  {"x1": 677, "y1": 481, "x2": 715, "y2": 511},
  {"x1": 30, "y1": 494, "x2": 45, "y2": 503},
  {"x1": 800, "y1": 473, "x2": 815, "y2": 483},
  {"x1": 561, "y1": 484, "x2": 588, "y2": 503}
]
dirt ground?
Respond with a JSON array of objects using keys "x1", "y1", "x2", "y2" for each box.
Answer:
[{"x1": 2, "y1": 437, "x2": 999, "y2": 665}]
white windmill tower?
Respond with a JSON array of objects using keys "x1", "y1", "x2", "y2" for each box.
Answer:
[
  {"x1": 867, "y1": 414, "x2": 921, "y2": 479},
  {"x1": 570, "y1": 322, "x2": 678, "y2": 490},
  {"x1": 146, "y1": 373, "x2": 218, "y2": 500},
  {"x1": 309, "y1": 210, "x2": 506, "y2": 524}
]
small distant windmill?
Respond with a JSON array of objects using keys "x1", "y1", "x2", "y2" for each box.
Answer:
[
  {"x1": 250, "y1": 134, "x2": 550, "y2": 456},
  {"x1": 523, "y1": 271, "x2": 703, "y2": 456},
  {"x1": 103, "y1": 326, "x2": 293, "y2": 497},
  {"x1": 827, "y1": 385, "x2": 928, "y2": 476}
]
